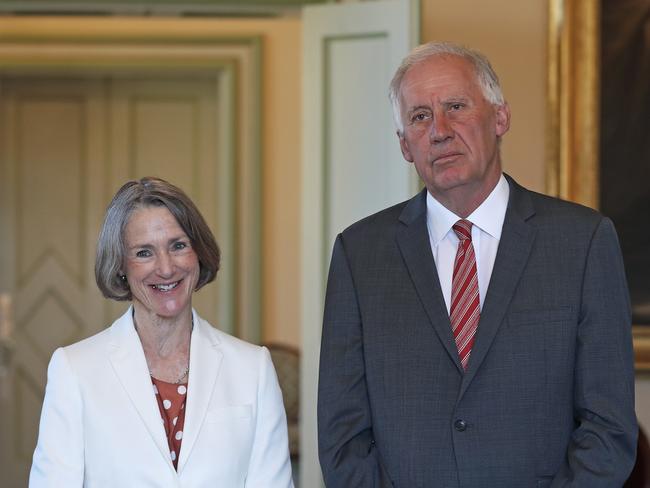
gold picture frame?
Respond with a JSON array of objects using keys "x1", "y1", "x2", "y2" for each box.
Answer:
[{"x1": 547, "y1": 0, "x2": 650, "y2": 371}]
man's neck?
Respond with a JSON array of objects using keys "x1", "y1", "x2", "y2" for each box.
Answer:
[{"x1": 430, "y1": 172, "x2": 502, "y2": 218}]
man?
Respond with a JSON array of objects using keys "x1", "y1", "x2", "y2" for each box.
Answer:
[{"x1": 317, "y1": 42, "x2": 637, "y2": 487}]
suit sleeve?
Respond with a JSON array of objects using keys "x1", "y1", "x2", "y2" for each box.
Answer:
[
  {"x1": 552, "y1": 217, "x2": 638, "y2": 487},
  {"x1": 318, "y1": 235, "x2": 394, "y2": 487},
  {"x1": 246, "y1": 347, "x2": 294, "y2": 488},
  {"x1": 29, "y1": 348, "x2": 85, "y2": 487}
]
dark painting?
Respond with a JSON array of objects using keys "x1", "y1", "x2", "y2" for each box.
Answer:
[{"x1": 600, "y1": 0, "x2": 650, "y2": 324}]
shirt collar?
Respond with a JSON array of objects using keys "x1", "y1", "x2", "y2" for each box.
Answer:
[{"x1": 426, "y1": 174, "x2": 509, "y2": 245}]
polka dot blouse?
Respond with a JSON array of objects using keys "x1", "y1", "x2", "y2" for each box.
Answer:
[{"x1": 151, "y1": 377, "x2": 188, "y2": 470}]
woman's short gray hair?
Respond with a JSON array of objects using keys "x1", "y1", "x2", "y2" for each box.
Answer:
[
  {"x1": 389, "y1": 41, "x2": 505, "y2": 134},
  {"x1": 95, "y1": 176, "x2": 221, "y2": 301}
]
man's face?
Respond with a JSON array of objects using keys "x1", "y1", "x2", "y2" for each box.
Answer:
[{"x1": 398, "y1": 55, "x2": 510, "y2": 209}]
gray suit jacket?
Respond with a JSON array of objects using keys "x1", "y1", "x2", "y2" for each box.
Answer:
[{"x1": 318, "y1": 175, "x2": 637, "y2": 488}]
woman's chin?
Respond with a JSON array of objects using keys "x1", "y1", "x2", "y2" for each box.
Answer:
[
  {"x1": 136, "y1": 297, "x2": 192, "y2": 320},
  {"x1": 158, "y1": 300, "x2": 191, "y2": 319}
]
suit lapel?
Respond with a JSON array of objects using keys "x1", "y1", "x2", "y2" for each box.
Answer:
[
  {"x1": 107, "y1": 308, "x2": 172, "y2": 467},
  {"x1": 396, "y1": 190, "x2": 463, "y2": 372},
  {"x1": 459, "y1": 176, "x2": 537, "y2": 397},
  {"x1": 177, "y1": 311, "x2": 223, "y2": 474}
]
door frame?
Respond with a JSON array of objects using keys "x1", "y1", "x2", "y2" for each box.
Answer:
[{"x1": 0, "y1": 16, "x2": 263, "y2": 343}]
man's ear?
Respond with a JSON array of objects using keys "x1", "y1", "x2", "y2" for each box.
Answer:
[
  {"x1": 495, "y1": 103, "x2": 511, "y2": 137},
  {"x1": 398, "y1": 132, "x2": 414, "y2": 162}
]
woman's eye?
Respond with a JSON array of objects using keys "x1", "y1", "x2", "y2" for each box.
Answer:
[
  {"x1": 173, "y1": 241, "x2": 188, "y2": 250},
  {"x1": 136, "y1": 249, "x2": 151, "y2": 258}
]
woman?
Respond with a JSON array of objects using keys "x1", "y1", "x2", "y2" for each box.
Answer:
[{"x1": 30, "y1": 177, "x2": 294, "y2": 487}]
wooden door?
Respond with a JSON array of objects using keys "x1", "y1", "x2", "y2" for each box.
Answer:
[{"x1": 0, "y1": 74, "x2": 225, "y2": 486}]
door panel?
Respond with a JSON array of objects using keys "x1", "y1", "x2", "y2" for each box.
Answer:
[{"x1": 0, "y1": 78, "x2": 107, "y2": 486}]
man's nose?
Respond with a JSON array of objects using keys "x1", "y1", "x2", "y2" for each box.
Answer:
[{"x1": 429, "y1": 113, "x2": 453, "y2": 144}]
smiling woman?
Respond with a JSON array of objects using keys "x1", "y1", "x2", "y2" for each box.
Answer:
[
  {"x1": 29, "y1": 177, "x2": 294, "y2": 487},
  {"x1": 124, "y1": 206, "x2": 201, "y2": 322},
  {"x1": 95, "y1": 178, "x2": 219, "y2": 304}
]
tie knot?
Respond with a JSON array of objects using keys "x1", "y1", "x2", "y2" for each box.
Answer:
[{"x1": 453, "y1": 219, "x2": 473, "y2": 241}]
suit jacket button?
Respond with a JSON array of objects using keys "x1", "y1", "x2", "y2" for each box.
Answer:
[{"x1": 454, "y1": 419, "x2": 467, "y2": 431}]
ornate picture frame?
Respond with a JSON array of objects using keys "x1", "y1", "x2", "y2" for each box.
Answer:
[{"x1": 547, "y1": 0, "x2": 650, "y2": 370}]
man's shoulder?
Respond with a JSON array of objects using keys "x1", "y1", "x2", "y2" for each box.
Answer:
[
  {"x1": 339, "y1": 193, "x2": 422, "y2": 240},
  {"x1": 509, "y1": 177, "x2": 604, "y2": 228}
]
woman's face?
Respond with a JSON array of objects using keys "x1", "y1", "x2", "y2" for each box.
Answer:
[{"x1": 122, "y1": 205, "x2": 200, "y2": 320}]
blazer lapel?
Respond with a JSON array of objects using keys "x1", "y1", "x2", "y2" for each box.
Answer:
[
  {"x1": 107, "y1": 308, "x2": 172, "y2": 467},
  {"x1": 459, "y1": 176, "x2": 537, "y2": 396},
  {"x1": 396, "y1": 190, "x2": 463, "y2": 372},
  {"x1": 177, "y1": 311, "x2": 223, "y2": 474}
]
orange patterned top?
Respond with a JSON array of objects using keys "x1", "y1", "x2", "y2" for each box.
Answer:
[{"x1": 151, "y1": 376, "x2": 188, "y2": 470}]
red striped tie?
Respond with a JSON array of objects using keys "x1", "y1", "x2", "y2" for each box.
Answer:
[{"x1": 450, "y1": 220, "x2": 480, "y2": 370}]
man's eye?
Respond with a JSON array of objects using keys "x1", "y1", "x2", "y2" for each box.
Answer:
[
  {"x1": 412, "y1": 112, "x2": 430, "y2": 122},
  {"x1": 450, "y1": 103, "x2": 464, "y2": 111},
  {"x1": 136, "y1": 249, "x2": 151, "y2": 258}
]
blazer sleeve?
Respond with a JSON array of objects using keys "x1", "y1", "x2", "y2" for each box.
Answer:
[
  {"x1": 245, "y1": 347, "x2": 294, "y2": 488},
  {"x1": 318, "y1": 235, "x2": 394, "y2": 487},
  {"x1": 552, "y1": 217, "x2": 638, "y2": 486},
  {"x1": 29, "y1": 347, "x2": 85, "y2": 487}
]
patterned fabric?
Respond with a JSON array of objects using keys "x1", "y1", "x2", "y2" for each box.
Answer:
[
  {"x1": 151, "y1": 376, "x2": 188, "y2": 470},
  {"x1": 450, "y1": 219, "x2": 480, "y2": 370}
]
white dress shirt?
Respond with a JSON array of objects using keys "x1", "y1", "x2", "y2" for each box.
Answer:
[{"x1": 426, "y1": 174, "x2": 509, "y2": 314}]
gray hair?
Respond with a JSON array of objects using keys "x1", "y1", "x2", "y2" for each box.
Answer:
[
  {"x1": 389, "y1": 42, "x2": 505, "y2": 134},
  {"x1": 95, "y1": 176, "x2": 220, "y2": 301}
]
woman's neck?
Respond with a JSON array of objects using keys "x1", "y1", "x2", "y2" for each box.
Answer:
[{"x1": 132, "y1": 306, "x2": 192, "y2": 382}]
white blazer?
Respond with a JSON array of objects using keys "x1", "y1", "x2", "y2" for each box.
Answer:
[{"x1": 29, "y1": 308, "x2": 294, "y2": 487}]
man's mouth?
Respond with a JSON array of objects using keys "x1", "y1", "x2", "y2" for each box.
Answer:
[
  {"x1": 150, "y1": 281, "x2": 180, "y2": 292},
  {"x1": 434, "y1": 152, "x2": 462, "y2": 163}
]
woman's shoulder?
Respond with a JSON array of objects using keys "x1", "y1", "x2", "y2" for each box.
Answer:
[{"x1": 54, "y1": 308, "x2": 130, "y2": 362}]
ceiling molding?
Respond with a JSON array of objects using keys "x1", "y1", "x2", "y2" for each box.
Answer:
[{"x1": 0, "y1": 0, "x2": 330, "y2": 17}]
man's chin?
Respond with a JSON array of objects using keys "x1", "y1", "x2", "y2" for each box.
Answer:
[{"x1": 430, "y1": 172, "x2": 470, "y2": 193}]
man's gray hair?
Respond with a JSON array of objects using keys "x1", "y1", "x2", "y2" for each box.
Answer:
[{"x1": 389, "y1": 42, "x2": 505, "y2": 135}]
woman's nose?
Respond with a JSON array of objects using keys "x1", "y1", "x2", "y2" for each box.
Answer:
[{"x1": 156, "y1": 252, "x2": 174, "y2": 277}]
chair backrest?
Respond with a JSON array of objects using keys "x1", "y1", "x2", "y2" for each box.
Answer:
[
  {"x1": 264, "y1": 343, "x2": 300, "y2": 458},
  {"x1": 626, "y1": 424, "x2": 650, "y2": 488}
]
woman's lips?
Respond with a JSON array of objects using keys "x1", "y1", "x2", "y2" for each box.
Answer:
[{"x1": 149, "y1": 280, "x2": 181, "y2": 292}]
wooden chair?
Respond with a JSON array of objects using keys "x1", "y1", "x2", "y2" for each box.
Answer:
[
  {"x1": 264, "y1": 343, "x2": 300, "y2": 459},
  {"x1": 626, "y1": 425, "x2": 650, "y2": 488}
]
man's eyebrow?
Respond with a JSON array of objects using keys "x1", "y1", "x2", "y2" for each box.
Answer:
[
  {"x1": 406, "y1": 105, "x2": 431, "y2": 114},
  {"x1": 443, "y1": 96, "x2": 470, "y2": 104}
]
